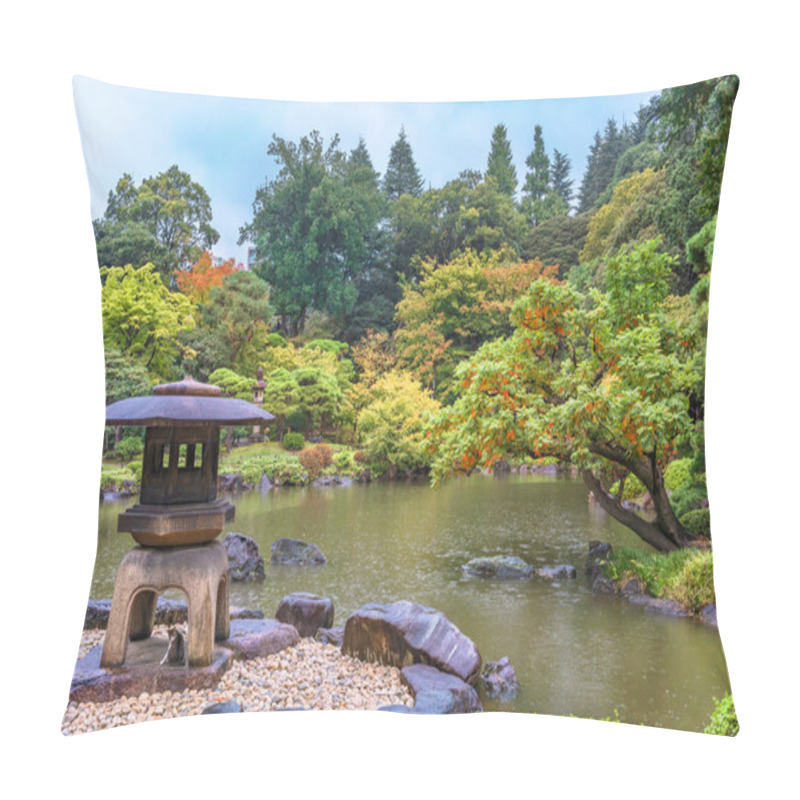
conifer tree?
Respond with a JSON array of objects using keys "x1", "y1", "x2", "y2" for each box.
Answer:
[
  {"x1": 486, "y1": 123, "x2": 517, "y2": 196},
  {"x1": 383, "y1": 127, "x2": 424, "y2": 199},
  {"x1": 550, "y1": 149, "x2": 573, "y2": 212}
]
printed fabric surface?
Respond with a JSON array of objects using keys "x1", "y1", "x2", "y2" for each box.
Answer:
[{"x1": 64, "y1": 75, "x2": 739, "y2": 736}]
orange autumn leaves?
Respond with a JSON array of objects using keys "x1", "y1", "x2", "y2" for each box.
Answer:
[{"x1": 174, "y1": 251, "x2": 242, "y2": 304}]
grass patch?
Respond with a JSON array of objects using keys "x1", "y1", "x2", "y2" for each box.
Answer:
[
  {"x1": 602, "y1": 546, "x2": 715, "y2": 613},
  {"x1": 704, "y1": 692, "x2": 739, "y2": 736}
]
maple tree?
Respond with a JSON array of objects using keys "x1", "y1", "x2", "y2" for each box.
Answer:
[
  {"x1": 174, "y1": 251, "x2": 241, "y2": 303},
  {"x1": 427, "y1": 239, "x2": 700, "y2": 552}
]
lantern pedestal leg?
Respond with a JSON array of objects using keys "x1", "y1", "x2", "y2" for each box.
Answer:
[{"x1": 100, "y1": 541, "x2": 230, "y2": 669}]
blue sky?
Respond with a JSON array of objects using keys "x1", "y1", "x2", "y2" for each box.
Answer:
[{"x1": 73, "y1": 76, "x2": 658, "y2": 266}]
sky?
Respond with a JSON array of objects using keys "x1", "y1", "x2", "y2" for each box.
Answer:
[{"x1": 73, "y1": 76, "x2": 658, "y2": 267}]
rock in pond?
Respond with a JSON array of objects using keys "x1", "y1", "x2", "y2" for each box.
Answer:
[
  {"x1": 218, "y1": 472, "x2": 245, "y2": 493},
  {"x1": 276, "y1": 592, "x2": 334, "y2": 638},
  {"x1": 536, "y1": 564, "x2": 577, "y2": 580},
  {"x1": 401, "y1": 664, "x2": 482, "y2": 713},
  {"x1": 479, "y1": 656, "x2": 519, "y2": 700},
  {"x1": 462, "y1": 555, "x2": 535, "y2": 579},
  {"x1": 224, "y1": 532, "x2": 266, "y2": 581},
  {"x1": 342, "y1": 600, "x2": 481, "y2": 685},
  {"x1": 586, "y1": 541, "x2": 613, "y2": 580},
  {"x1": 270, "y1": 537, "x2": 327, "y2": 566},
  {"x1": 700, "y1": 604, "x2": 718, "y2": 627}
]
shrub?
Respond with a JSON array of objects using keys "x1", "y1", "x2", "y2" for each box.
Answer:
[
  {"x1": 704, "y1": 693, "x2": 739, "y2": 736},
  {"x1": 115, "y1": 436, "x2": 143, "y2": 464},
  {"x1": 681, "y1": 508, "x2": 711, "y2": 539},
  {"x1": 353, "y1": 450, "x2": 368, "y2": 463},
  {"x1": 667, "y1": 550, "x2": 715, "y2": 613},
  {"x1": 333, "y1": 450, "x2": 352, "y2": 471},
  {"x1": 283, "y1": 432, "x2": 305, "y2": 451},
  {"x1": 664, "y1": 457, "x2": 693, "y2": 491},
  {"x1": 298, "y1": 443, "x2": 333, "y2": 478},
  {"x1": 609, "y1": 473, "x2": 646, "y2": 501},
  {"x1": 266, "y1": 332, "x2": 288, "y2": 347}
]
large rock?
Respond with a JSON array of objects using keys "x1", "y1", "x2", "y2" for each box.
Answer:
[
  {"x1": 218, "y1": 472, "x2": 244, "y2": 492},
  {"x1": 315, "y1": 627, "x2": 344, "y2": 647},
  {"x1": 462, "y1": 555, "x2": 535, "y2": 579},
  {"x1": 223, "y1": 618, "x2": 300, "y2": 660},
  {"x1": 270, "y1": 538, "x2": 327, "y2": 566},
  {"x1": 342, "y1": 600, "x2": 481, "y2": 684},
  {"x1": 401, "y1": 664, "x2": 482, "y2": 713},
  {"x1": 202, "y1": 700, "x2": 243, "y2": 714},
  {"x1": 224, "y1": 532, "x2": 266, "y2": 581},
  {"x1": 479, "y1": 656, "x2": 519, "y2": 700},
  {"x1": 276, "y1": 593, "x2": 334, "y2": 637}
]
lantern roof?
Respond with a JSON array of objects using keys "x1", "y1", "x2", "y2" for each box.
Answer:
[{"x1": 105, "y1": 376, "x2": 275, "y2": 428}]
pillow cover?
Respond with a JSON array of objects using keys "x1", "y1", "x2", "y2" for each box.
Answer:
[{"x1": 64, "y1": 75, "x2": 738, "y2": 736}]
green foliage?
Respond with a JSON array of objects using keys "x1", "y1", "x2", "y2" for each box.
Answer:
[
  {"x1": 100, "y1": 263, "x2": 196, "y2": 382},
  {"x1": 100, "y1": 465, "x2": 139, "y2": 491},
  {"x1": 681, "y1": 508, "x2": 711, "y2": 539},
  {"x1": 104, "y1": 349, "x2": 153, "y2": 405},
  {"x1": 97, "y1": 166, "x2": 219, "y2": 279},
  {"x1": 486, "y1": 124, "x2": 517, "y2": 196},
  {"x1": 266, "y1": 332, "x2": 288, "y2": 348},
  {"x1": 603, "y1": 546, "x2": 715, "y2": 612},
  {"x1": 333, "y1": 450, "x2": 353, "y2": 471},
  {"x1": 609, "y1": 473, "x2": 646, "y2": 501},
  {"x1": 194, "y1": 271, "x2": 271, "y2": 376},
  {"x1": 383, "y1": 127, "x2": 424, "y2": 199},
  {"x1": 305, "y1": 339, "x2": 349, "y2": 357},
  {"x1": 428, "y1": 239, "x2": 700, "y2": 551},
  {"x1": 704, "y1": 693, "x2": 739, "y2": 736},
  {"x1": 282, "y1": 432, "x2": 305, "y2": 451},
  {"x1": 664, "y1": 457, "x2": 693, "y2": 491},
  {"x1": 208, "y1": 368, "x2": 253, "y2": 399},
  {"x1": 357, "y1": 370, "x2": 440, "y2": 472},
  {"x1": 240, "y1": 130, "x2": 385, "y2": 335},
  {"x1": 114, "y1": 436, "x2": 143, "y2": 465}
]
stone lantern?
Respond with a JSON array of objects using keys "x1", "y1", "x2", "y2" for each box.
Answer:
[
  {"x1": 249, "y1": 366, "x2": 268, "y2": 442},
  {"x1": 100, "y1": 376, "x2": 274, "y2": 668}
]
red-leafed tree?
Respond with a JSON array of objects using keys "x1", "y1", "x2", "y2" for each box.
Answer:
[{"x1": 174, "y1": 251, "x2": 241, "y2": 303}]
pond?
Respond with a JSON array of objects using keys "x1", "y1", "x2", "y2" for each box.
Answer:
[{"x1": 93, "y1": 473, "x2": 732, "y2": 731}]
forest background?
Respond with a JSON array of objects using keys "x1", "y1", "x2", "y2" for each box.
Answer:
[{"x1": 4, "y1": 1, "x2": 797, "y2": 798}]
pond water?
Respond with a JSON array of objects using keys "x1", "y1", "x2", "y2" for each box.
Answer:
[{"x1": 93, "y1": 474, "x2": 732, "y2": 731}]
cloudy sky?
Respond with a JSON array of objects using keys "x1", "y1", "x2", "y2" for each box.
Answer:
[{"x1": 73, "y1": 76, "x2": 658, "y2": 266}]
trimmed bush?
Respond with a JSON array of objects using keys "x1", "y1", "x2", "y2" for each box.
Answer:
[
  {"x1": 664, "y1": 457, "x2": 692, "y2": 491},
  {"x1": 681, "y1": 507, "x2": 711, "y2": 539},
  {"x1": 283, "y1": 432, "x2": 305, "y2": 451},
  {"x1": 298, "y1": 443, "x2": 333, "y2": 478},
  {"x1": 704, "y1": 693, "x2": 739, "y2": 736}
]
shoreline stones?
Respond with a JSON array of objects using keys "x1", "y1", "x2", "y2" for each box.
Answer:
[
  {"x1": 224, "y1": 618, "x2": 301, "y2": 660},
  {"x1": 479, "y1": 657, "x2": 520, "y2": 700},
  {"x1": 462, "y1": 555, "x2": 535, "y2": 579},
  {"x1": 224, "y1": 532, "x2": 266, "y2": 581},
  {"x1": 342, "y1": 600, "x2": 482, "y2": 685},
  {"x1": 276, "y1": 593, "x2": 334, "y2": 638},
  {"x1": 400, "y1": 664, "x2": 482, "y2": 714},
  {"x1": 270, "y1": 537, "x2": 327, "y2": 566}
]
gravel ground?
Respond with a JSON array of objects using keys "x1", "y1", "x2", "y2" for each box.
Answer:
[{"x1": 62, "y1": 626, "x2": 414, "y2": 735}]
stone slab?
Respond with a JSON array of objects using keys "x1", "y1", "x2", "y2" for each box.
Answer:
[
  {"x1": 222, "y1": 618, "x2": 300, "y2": 660},
  {"x1": 69, "y1": 638, "x2": 232, "y2": 703}
]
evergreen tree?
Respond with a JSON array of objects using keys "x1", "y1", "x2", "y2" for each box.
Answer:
[
  {"x1": 523, "y1": 125, "x2": 550, "y2": 202},
  {"x1": 383, "y1": 127, "x2": 424, "y2": 199},
  {"x1": 349, "y1": 137, "x2": 379, "y2": 178},
  {"x1": 578, "y1": 118, "x2": 630, "y2": 212},
  {"x1": 550, "y1": 149, "x2": 573, "y2": 212},
  {"x1": 486, "y1": 123, "x2": 517, "y2": 196}
]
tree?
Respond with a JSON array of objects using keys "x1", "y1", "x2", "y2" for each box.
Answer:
[
  {"x1": 100, "y1": 263, "x2": 196, "y2": 382},
  {"x1": 578, "y1": 120, "x2": 630, "y2": 212},
  {"x1": 195, "y1": 271, "x2": 272, "y2": 376},
  {"x1": 174, "y1": 251, "x2": 241, "y2": 303},
  {"x1": 486, "y1": 124, "x2": 517, "y2": 196},
  {"x1": 394, "y1": 250, "x2": 556, "y2": 397},
  {"x1": 428, "y1": 240, "x2": 701, "y2": 552},
  {"x1": 239, "y1": 131, "x2": 384, "y2": 336},
  {"x1": 383, "y1": 127, "x2": 424, "y2": 199},
  {"x1": 522, "y1": 212, "x2": 590, "y2": 278},
  {"x1": 521, "y1": 126, "x2": 566, "y2": 225},
  {"x1": 357, "y1": 370, "x2": 440, "y2": 474},
  {"x1": 96, "y1": 167, "x2": 219, "y2": 278},
  {"x1": 550, "y1": 149, "x2": 573, "y2": 211}
]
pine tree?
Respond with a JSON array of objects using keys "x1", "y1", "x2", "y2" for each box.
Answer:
[
  {"x1": 486, "y1": 123, "x2": 517, "y2": 196},
  {"x1": 383, "y1": 127, "x2": 424, "y2": 199},
  {"x1": 523, "y1": 125, "x2": 550, "y2": 203},
  {"x1": 551, "y1": 149, "x2": 573, "y2": 212}
]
